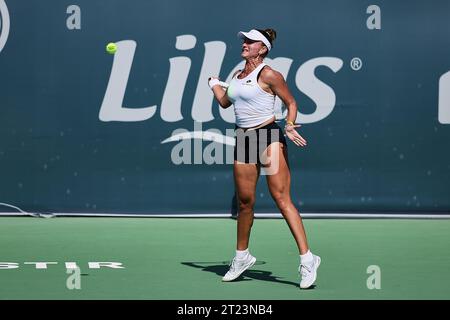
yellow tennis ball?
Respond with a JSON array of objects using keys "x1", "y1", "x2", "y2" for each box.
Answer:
[{"x1": 106, "y1": 42, "x2": 117, "y2": 54}]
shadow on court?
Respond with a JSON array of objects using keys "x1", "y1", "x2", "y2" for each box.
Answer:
[{"x1": 181, "y1": 261, "x2": 300, "y2": 288}]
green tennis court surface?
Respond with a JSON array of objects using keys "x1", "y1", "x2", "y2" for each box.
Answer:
[{"x1": 0, "y1": 217, "x2": 449, "y2": 300}]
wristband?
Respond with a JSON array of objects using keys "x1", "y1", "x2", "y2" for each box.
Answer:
[
  {"x1": 208, "y1": 78, "x2": 220, "y2": 89},
  {"x1": 286, "y1": 120, "x2": 295, "y2": 126}
]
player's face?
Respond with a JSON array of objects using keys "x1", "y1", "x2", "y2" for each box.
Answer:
[{"x1": 241, "y1": 38, "x2": 266, "y2": 59}]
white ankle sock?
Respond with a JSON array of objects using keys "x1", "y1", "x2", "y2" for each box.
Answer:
[
  {"x1": 300, "y1": 250, "x2": 313, "y2": 264},
  {"x1": 236, "y1": 248, "x2": 249, "y2": 260}
]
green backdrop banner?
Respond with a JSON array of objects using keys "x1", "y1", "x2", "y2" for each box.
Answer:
[{"x1": 1, "y1": 0, "x2": 449, "y2": 214}]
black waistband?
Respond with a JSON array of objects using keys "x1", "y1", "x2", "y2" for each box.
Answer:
[{"x1": 235, "y1": 120, "x2": 278, "y2": 132}]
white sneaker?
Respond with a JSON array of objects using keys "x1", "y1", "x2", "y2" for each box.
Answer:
[
  {"x1": 222, "y1": 254, "x2": 256, "y2": 282},
  {"x1": 299, "y1": 255, "x2": 321, "y2": 289}
]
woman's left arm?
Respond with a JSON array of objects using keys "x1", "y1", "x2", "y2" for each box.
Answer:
[{"x1": 260, "y1": 68, "x2": 307, "y2": 147}]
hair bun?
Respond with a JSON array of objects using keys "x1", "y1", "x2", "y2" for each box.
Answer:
[{"x1": 264, "y1": 29, "x2": 277, "y2": 42}]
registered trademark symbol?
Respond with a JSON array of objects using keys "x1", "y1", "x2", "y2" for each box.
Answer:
[{"x1": 350, "y1": 57, "x2": 362, "y2": 71}]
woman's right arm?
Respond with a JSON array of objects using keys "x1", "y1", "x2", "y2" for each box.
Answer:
[
  {"x1": 211, "y1": 83, "x2": 232, "y2": 108},
  {"x1": 209, "y1": 71, "x2": 240, "y2": 109}
]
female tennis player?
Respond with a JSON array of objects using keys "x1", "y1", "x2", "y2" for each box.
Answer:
[{"x1": 208, "y1": 28, "x2": 321, "y2": 289}]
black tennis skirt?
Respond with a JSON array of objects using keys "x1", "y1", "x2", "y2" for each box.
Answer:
[{"x1": 234, "y1": 121, "x2": 287, "y2": 164}]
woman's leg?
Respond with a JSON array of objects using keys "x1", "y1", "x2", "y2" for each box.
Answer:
[
  {"x1": 233, "y1": 161, "x2": 260, "y2": 250},
  {"x1": 222, "y1": 161, "x2": 259, "y2": 282},
  {"x1": 263, "y1": 142, "x2": 321, "y2": 288},
  {"x1": 262, "y1": 142, "x2": 309, "y2": 254}
]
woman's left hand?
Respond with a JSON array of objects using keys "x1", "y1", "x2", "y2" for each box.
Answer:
[{"x1": 285, "y1": 124, "x2": 307, "y2": 147}]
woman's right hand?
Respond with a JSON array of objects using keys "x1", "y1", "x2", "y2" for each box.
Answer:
[{"x1": 208, "y1": 77, "x2": 220, "y2": 89}]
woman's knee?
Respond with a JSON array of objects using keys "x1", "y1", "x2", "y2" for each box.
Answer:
[
  {"x1": 272, "y1": 192, "x2": 292, "y2": 211},
  {"x1": 238, "y1": 196, "x2": 255, "y2": 213}
]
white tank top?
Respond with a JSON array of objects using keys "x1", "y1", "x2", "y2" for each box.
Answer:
[{"x1": 227, "y1": 63, "x2": 276, "y2": 128}]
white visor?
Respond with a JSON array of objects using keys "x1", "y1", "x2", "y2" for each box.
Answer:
[{"x1": 237, "y1": 29, "x2": 272, "y2": 51}]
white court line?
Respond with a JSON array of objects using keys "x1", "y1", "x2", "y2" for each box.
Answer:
[{"x1": 1, "y1": 212, "x2": 450, "y2": 219}]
